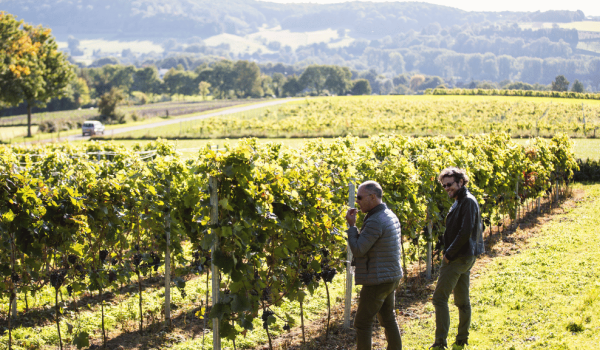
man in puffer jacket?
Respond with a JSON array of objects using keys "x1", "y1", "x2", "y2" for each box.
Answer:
[
  {"x1": 346, "y1": 180, "x2": 403, "y2": 350},
  {"x1": 429, "y1": 167, "x2": 485, "y2": 350}
]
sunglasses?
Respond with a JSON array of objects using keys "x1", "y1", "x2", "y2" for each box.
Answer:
[
  {"x1": 356, "y1": 194, "x2": 372, "y2": 200},
  {"x1": 442, "y1": 181, "x2": 455, "y2": 189}
]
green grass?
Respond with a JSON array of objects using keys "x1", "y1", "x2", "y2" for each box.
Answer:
[{"x1": 399, "y1": 183, "x2": 600, "y2": 349}]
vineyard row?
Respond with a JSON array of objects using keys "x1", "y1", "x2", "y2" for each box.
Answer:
[{"x1": 0, "y1": 134, "x2": 578, "y2": 349}]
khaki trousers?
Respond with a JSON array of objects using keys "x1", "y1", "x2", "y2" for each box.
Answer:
[
  {"x1": 432, "y1": 255, "x2": 477, "y2": 346},
  {"x1": 354, "y1": 279, "x2": 402, "y2": 350}
]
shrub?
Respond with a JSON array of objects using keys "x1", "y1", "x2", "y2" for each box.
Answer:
[
  {"x1": 566, "y1": 322, "x2": 584, "y2": 333},
  {"x1": 37, "y1": 120, "x2": 58, "y2": 133}
]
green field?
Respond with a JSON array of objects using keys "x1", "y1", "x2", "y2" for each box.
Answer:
[{"x1": 110, "y1": 95, "x2": 600, "y2": 140}]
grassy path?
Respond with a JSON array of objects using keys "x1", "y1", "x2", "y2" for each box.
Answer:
[{"x1": 397, "y1": 183, "x2": 600, "y2": 349}]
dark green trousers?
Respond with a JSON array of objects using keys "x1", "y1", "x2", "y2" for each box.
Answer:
[
  {"x1": 432, "y1": 255, "x2": 477, "y2": 346},
  {"x1": 354, "y1": 279, "x2": 402, "y2": 350}
]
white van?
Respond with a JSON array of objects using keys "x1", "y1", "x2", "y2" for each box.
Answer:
[{"x1": 82, "y1": 121, "x2": 105, "y2": 136}]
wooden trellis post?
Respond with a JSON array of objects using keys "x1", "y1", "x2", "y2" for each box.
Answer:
[
  {"x1": 514, "y1": 178, "x2": 519, "y2": 229},
  {"x1": 209, "y1": 176, "x2": 221, "y2": 350},
  {"x1": 426, "y1": 217, "x2": 433, "y2": 280},
  {"x1": 165, "y1": 181, "x2": 172, "y2": 328},
  {"x1": 343, "y1": 183, "x2": 355, "y2": 329}
]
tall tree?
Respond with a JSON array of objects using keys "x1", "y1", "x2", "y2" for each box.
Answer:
[
  {"x1": 198, "y1": 81, "x2": 211, "y2": 100},
  {"x1": 299, "y1": 65, "x2": 327, "y2": 95},
  {"x1": 324, "y1": 66, "x2": 352, "y2": 95},
  {"x1": 209, "y1": 60, "x2": 235, "y2": 99},
  {"x1": 551, "y1": 75, "x2": 570, "y2": 91},
  {"x1": 131, "y1": 66, "x2": 162, "y2": 94},
  {"x1": 233, "y1": 60, "x2": 261, "y2": 97},
  {"x1": 571, "y1": 79, "x2": 584, "y2": 93},
  {"x1": 0, "y1": 13, "x2": 75, "y2": 137},
  {"x1": 271, "y1": 72, "x2": 286, "y2": 97}
]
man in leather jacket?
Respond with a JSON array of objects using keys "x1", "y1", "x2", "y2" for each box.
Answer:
[
  {"x1": 430, "y1": 167, "x2": 484, "y2": 350},
  {"x1": 346, "y1": 181, "x2": 403, "y2": 350}
]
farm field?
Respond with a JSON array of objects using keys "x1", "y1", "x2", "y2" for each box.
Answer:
[
  {"x1": 0, "y1": 100, "x2": 263, "y2": 144},
  {"x1": 112, "y1": 95, "x2": 600, "y2": 140},
  {"x1": 0, "y1": 99, "x2": 260, "y2": 143}
]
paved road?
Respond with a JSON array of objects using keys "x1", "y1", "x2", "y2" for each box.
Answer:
[{"x1": 55, "y1": 98, "x2": 301, "y2": 142}]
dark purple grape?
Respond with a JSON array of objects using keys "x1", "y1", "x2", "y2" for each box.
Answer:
[
  {"x1": 300, "y1": 272, "x2": 313, "y2": 286},
  {"x1": 261, "y1": 287, "x2": 272, "y2": 302},
  {"x1": 321, "y1": 265, "x2": 337, "y2": 283},
  {"x1": 50, "y1": 272, "x2": 65, "y2": 289},
  {"x1": 132, "y1": 254, "x2": 142, "y2": 267},
  {"x1": 108, "y1": 271, "x2": 117, "y2": 283},
  {"x1": 261, "y1": 310, "x2": 275, "y2": 321},
  {"x1": 99, "y1": 250, "x2": 108, "y2": 262},
  {"x1": 11, "y1": 272, "x2": 20, "y2": 284},
  {"x1": 68, "y1": 254, "x2": 78, "y2": 265}
]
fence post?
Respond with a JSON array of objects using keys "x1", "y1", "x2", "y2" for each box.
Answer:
[
  {"x1": 426, "y1": 217, "x2": 433, "y2": 280},
  {"x1": 164, "y1": 181, "x2": 172, "y2": 328},
  {"x1": 343, "y1": 183, "x2": 355, "y2": 329},
  {"x1": 209, "y1": 176, "x2": 221, "y2": 350},
  {"x1": 514, "y1": 178, "x2": 519, "y2": 229},
  {"x1": 11, "y1": 297, "x2": 17, "y2": 318}
]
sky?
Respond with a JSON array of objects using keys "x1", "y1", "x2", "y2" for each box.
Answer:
[{"x1": 258, "y1": 0, "x2": 600, "y2": 17}]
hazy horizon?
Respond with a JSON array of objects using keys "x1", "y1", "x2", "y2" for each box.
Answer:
[{"x1": 258, "y1": 0, "x2": 600, "y2": 17}]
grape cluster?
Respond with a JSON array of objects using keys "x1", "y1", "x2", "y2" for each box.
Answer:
[
  {"x1": 11, "y1": 272, "x2": 20, "y2": 284},
  {"x1": 67, "y1": 285, "x2": 73, "y2": 297},
  {"x1": 283, "y1": 323, "x2": 291, "y2": 331},
  {"x1": 108, "y1": 270, "x2": 117, "y2": 283},
  {"x1": 299, "y1": 272, "x2": 314, "y2": 286},
  {"x1": 132, "y1": 254, "x2": 142, "y2": 267},
  {"x1": 99, "y1": 249, "x2": 109, "y2": 262},
  {"x1": 261, "y1": 287, "x2": 272, "y2": 302},
  {"x1": 50, "y1": 271, "x2": 66, "y2": 289},
  {"x1": 320, "y1": 265, "x2": 337, "y2": 283},
  {"x1": 261, "y1": 310, "x2": 275, "y2": 329},
  {"x1": 67, "y1": 254, "x2": 78, "y2": 265}
]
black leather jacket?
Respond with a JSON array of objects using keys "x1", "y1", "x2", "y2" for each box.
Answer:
[{"x1": 443, "y1": 186, "x2": 485, "y2": 261}]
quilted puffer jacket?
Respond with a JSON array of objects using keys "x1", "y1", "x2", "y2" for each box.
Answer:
[{"x1": 347, "y1": 203, "x2": 403, "y2": 286}]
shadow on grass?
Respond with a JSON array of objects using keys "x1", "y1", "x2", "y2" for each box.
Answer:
[{"x1": 0, "y1": 273, "x2": 207, "y2": 330}]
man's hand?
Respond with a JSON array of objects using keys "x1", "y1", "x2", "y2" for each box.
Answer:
[
  {"x1": 443, "y1": 256, "x2": 450, "y2": 264},
  {"x1": 346, "y1": 208, "x2": 357, "y2": 227}
]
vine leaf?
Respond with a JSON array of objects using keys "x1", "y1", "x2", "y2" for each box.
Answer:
[{"x1": 72, "y1": 332, "x2": 89, "y2": 349}]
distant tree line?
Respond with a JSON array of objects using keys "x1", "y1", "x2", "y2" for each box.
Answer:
[{"x1": 5, "y1": 55, "x2": 596, "y2": 120}]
